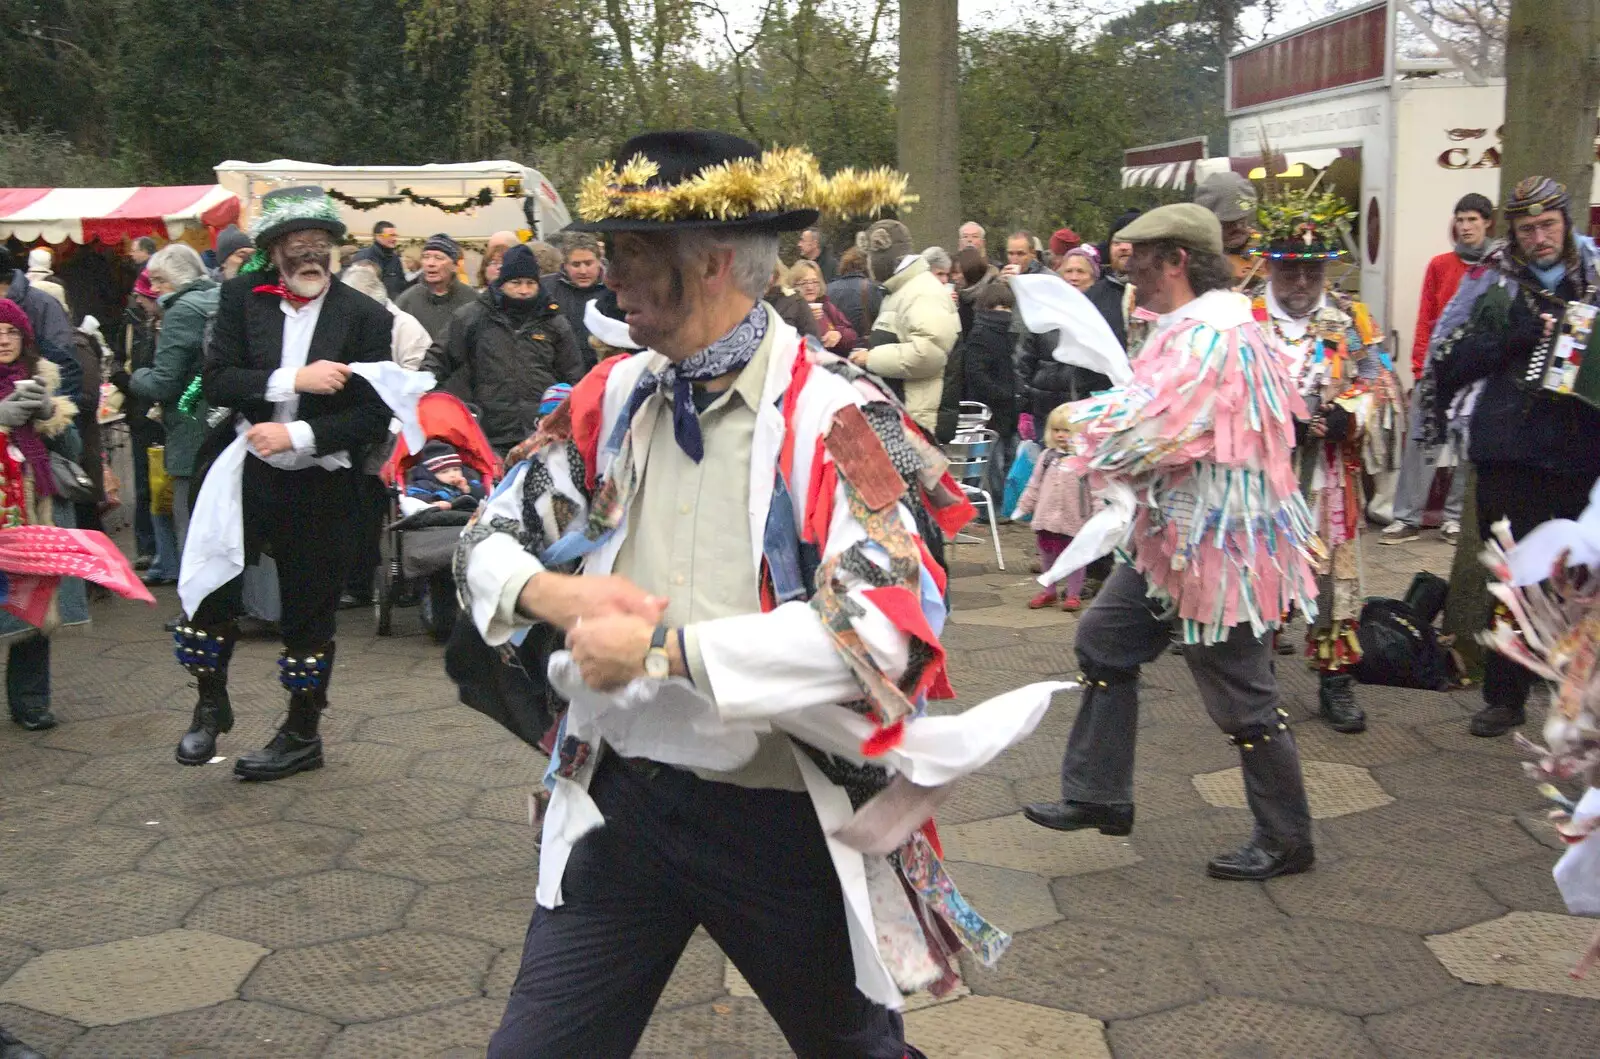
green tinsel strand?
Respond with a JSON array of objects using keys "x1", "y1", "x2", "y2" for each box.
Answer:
[
  {"x1": 239, "y1": 248, "x2": 271, "y2": 275},
  {"x1": 177, "y1": 374, "x2": 204, "y2": 416}
]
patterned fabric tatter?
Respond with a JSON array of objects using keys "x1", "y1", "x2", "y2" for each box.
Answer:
[{"x1": 895, "y1": 829, "x2": 1010, "y2": 968}]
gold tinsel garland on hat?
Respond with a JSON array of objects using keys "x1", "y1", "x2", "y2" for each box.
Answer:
[{"x1": 577, "y1": 146, "x2": 917, "y2": 224}]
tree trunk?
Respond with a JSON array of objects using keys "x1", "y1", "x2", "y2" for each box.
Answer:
[
  {"x1": 896, "y1": 0, "x2": 960, "y2": 247},
  {"x1": 1442, "y1": 0, "x2": 1600, "y2": 679}
]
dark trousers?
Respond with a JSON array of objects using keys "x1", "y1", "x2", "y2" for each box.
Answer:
[
  {"x1": 190, "y1": 460, "x2": 360, "y2": 653},
  {"x1": 1476, "y1": 462, "x2": 1597, "y2": 710},
  {"x1": 489, "y1": 756, "x2": 911, "y2": 1059},
  {"x1": 344, "y1": 473, "x2": 388, "y2": 598},
  {"x1": 6, "y1": 636, "x2": 49, "y2": 715},
  {"x1": 130, "y1": 418, "x2": 162, "y2": 558},
  {"x1": 1061, "y1": 564, "x2": 1312, "y2": 849}
]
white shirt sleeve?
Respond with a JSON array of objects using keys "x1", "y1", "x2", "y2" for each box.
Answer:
[
  {"x1": 266, "y1": 366, "x2": 299, "y2": 403},
  {"x1": 285, "y1": 420, "x2": 316, "y2": 455}
]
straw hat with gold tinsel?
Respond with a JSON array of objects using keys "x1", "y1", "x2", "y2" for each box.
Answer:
[
  {"x1": 570, "y1": 130, "x2": 916, "y2": 234},
  {"x1": 1254, "y1": 186, "x2": 1357, "y2": 261}
]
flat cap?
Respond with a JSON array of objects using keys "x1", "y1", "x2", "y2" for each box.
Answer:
[
  {"x1": 1194, "y1": 172, "x2": 1258, "y2": 223},
  {"x1": 1114, "y1": 203, "x2": 1223, "y2": 256}
]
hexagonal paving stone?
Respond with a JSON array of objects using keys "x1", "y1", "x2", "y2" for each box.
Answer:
[
  {"x1": 1052, "y1": 859, "x2": 1283, "y2": 939},
  {"x1": 272, "y1": 740, "x2": 418, "y2": 791},
  {"x1": 1265, "y1": 856, "x2": 1506, "y2": 934},
  {"x1": 1126, "y1": 807, "x2": 1327, "y2": 865},
  {"x1": 139, "y1": 820, "x2": 356, "y2": 886},
  {"x1": 1126, "y1": 724, "x2": 1242, "y2": 776},
  {"x1": 1289, "y1": 721, "x2": 1437, "y2": 767},
  {"x1": 0, "y1": 929, "x2": 268, "y2": 1026},
  {"x1": 411, "y1": 740, "x2": 548, "y2": 788},
  {"x1": 1323, "y1": 800, "x2": 1542, "y2": 872},
  {"x1": 905, "y1": 995, "x2": 1109, "y2": 1058},
  {"x1": 940, "y1": 814, "x2": 1139, "y2": 877},
  {"x1": 36, "y1": 710, "x2": 190, "y2": 754},
  {"x1": 186, "y1": 870, "x2": 419, "y2": 949},
  {"x1": 941, "y1": 862, "x2": 1061, "y2": 933},
  {"x1": 633, "y1": 996, "x2": 793, "y2": 1056},
  {"x1": 282, "y1": 777, "x2": 478, "y2": 832},
  {"x1": 244, "y1": 930, "x2": 493, "y2": 1023},
  {"x1": 0, "y1": 746, "x2": 87, "y2": 794},
  {"x1": 60, "y1": 999, "x2": 337, "y2": 1058},
  {"x1": 938, "y1": 774, "x2": 1021, "y2": 825},
  {"x1": 320, "y1": 996, "x2": 505, "y2": 1059},
  {"x1": 659, "y1": 932, "x2": 728, "y2": 1011},
  {"x1": 1193, "y1": 919, "x2": 1459, "y2": 1016},
  {"x1": 1373, "y1": 753, "x2": 1548, "y2": 813},
  {"x1": 1414, "y1": 714, "x2": 1531, "y2": 760},
  {"x1": 963, "y1": 919, "x2": 1205, "y2": 1021},
  {"x1": 0, "y1": 872, "x2": 208, "y2": 950},
  {"x1": 973, "y1": 732, "x2": 1072, "y2": 781},
  {"x1": 0, "y1": 937, "x2": 34, "y2": 982},
  {"x1": 1427, "y1": 911, "x2": 1600, "y2": 1001},
  {"x1": 1517, "y1": 805, "x2": 1567, "y2": 851},
  {"x1": 344, "y1": 818, "x2": 539, "y2": 884},
  {"x1": 98, "y1": 783, "x2": 296, "y2": 836},
  {"x1": 405, "y1": 871, "x2": 539, "y2": 948},
  {"x1": 357, "y1": 708, "x2": 507, "y2": 752},
  {"x1": 0, "y1": 783, "x2": 117, "y2": 832},
  {"x1": 1108, "y1": 995, "x2": 1380, "y2": 1058},
  {"x1": 962, "y1": 643, "x2": 1077, "y2": 679},
  {"x1": 1192, "y1": 760, "x2": 1393, "y2": 819},
  {"x1": 1475, "y1": 855, "x2": 1569, "y2": 915},
  {"x1": 0, "y1": 1002, "x2": 82, "y2": 1058},
  {"x1": 0, "y1": 825, "x2": 158, "y2": 891},
  {"x1": 63, "y1": 746, "x2": 230, "y2": 795},
  {"x1": 1366, "y1": 983, "x2": 1600, "y2": 1059}
]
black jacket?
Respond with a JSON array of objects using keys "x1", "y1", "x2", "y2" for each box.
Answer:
[
  {"x1": 1017, "y1": 321, "x2": 1111, "y2": 426},
  {"x1": 1438, "y1": 263, "x2": 1600, "y2": 480},
  {"x1": 958, "y1": 309, "x2": 1019, "y2": 436},
  {"x1": 351, "y1": 243, "x2": 412, "y2": 300},
  {"x1": 541, "y1": 274, "x2": 608, "y2": 368},
  {"x1": 6, "y1": 270, "x2": 81, "y2": 397},
  {"x1": 203, "y1": 276, "x2": 393, "y2": 461},
  {"x1": 423, "y1": 289, "x2": 584, "y2": 453},
  {"x1": 766, "y1": 288, "x2": 823, "y2": 342},
  {"x1": 1084, "y1": 275, "x2": 1129, "y2": 350},
  {"x1": 827, "y1": 270, "x2": 884, "y2": 339}
]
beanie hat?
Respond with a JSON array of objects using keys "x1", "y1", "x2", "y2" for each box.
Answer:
[
  {"x1": 26, "y1": 247, "x2": 51, "y2": 273},
  {"x1": 422, "y1": 233, "x2": 463, "y2": 262},
  {"x1": 860, "y1": 219, "x2": 913, "y2": 283},
  {"x1": 215, "y1": 224, "x2": 253, "y2": 263},
  {"x1": 0, "y1": 298, "x2": 34, "y2": 343},
  {"x1": 539, "y1": 382, "x2": 573, "y2": 417},
  {"x1": 133, "y1": 270, "x2": 159, "y2": 299},
  {"x1": 495, "y1": 244, "x2": 541, "y2": 285},
  {"x1": 1505, "y1": 176, "x2": 1570, "y2": 220},
  {"x1": 419, "y1": 441, "x2": 462, "y2": 475},
  {"x1": 1049, "y1": 228, "x2": 1081, "y2": 257}
]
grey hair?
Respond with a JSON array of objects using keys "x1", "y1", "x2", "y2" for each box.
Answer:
[
  {"x1": 341, "y1": 261, "x2": 388, "y2": 304},
  {"x1": 921, "y1": 246, "x2": 952, "y2": 271},
  {"x1": 676, "y1": 230, "x2": 780, "y2": 301},
  {"x1": 960, "y1": 221, "x2": 985, "y2": 236},
  {"x1": 146, "y1": 244, "x2": 207, "y2": 288}
]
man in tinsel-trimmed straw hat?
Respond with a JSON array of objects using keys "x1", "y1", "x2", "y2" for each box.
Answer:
[
  {"x1": 456, "y1": 131, "x2": 1063, "y2": 1058},
  {"x1": 171, "y1": 186, "x2": 411, "y2": 780},
  {"x1": 1249, "y1": 185, "x2": 1404, "y2": 736},
  {"x1": 1426, "y1": 175, "x2": 1600, "y2": 738}
]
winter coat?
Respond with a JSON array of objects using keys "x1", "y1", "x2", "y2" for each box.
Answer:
[
  {"x1": 543, "y1": 274, "x2": 609, "y2": 368},
  {"x1": 1437, "y1": 248, "x2": 1600, "y2": 482},
  {"x1": 1084, "y1": 275, "x2": 1129, "y2": 350},
  {"x1": 25, "y1": 269, "x2": 68, "y2": 313},
  {"x1": 957, "y1": 266, "x2": 1000, "y2": 337},
  {"x1": 395, "y1": 277, "x2": 478, "y2": 343},
  {"x1": 957, "y1": 308, "x2": 1019, "y2": 436},
  {"x1": 863, "y1": 256, "x2": 959, "y2": 431},
  {"x1": 1016, "y1": 304, "x2": 1112, "y2": 427},
  {"x1": 827, "y1": 270, "x2": 884, "y2": 339},
  {"x1": 5, "y1": 270, "x2": 81, "y2": 398},
  {"x1": 0, "y1": 358, "x2": 78, "y2": 643},
  {"x1": 765, "y1": 288, "x2": 823, "y2": 343},
  {"x1": 813, "y1": 299, "x2": 859, "y2": 354},
  {"x1": 118, "y1": 305, "x2": 161, "y2": 427},
  {"x1": 1016, "y1": 446, "x2": 1092, "y2": 537},
  {"x1": 130, "y1": 276, "x2": 219, "y2": 476},
  {"x1": 351, "y1": 243, "x2": 412, "y2": 300},
  {"x1": 1412, "y1": 250, "x2": 1472, "y2": 378},
  {"x1": 422, "y1": 289, "x2": 584, "y2": 453},
  {"x1": 385, "y1": 302, "x2": 432, "y2": 371}
]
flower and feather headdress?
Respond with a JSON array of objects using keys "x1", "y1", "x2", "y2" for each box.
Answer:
[{"x1": 1254, "y1": 186, "x2": 1356, "y2": 261}]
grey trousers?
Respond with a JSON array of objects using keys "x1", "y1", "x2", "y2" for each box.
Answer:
[
  {"x1": 1392, "y1": 387, "x2": 1465, "y2": 527},
  {"x1": 1060, "y1": 563, "x2": 1313, "y2": 850}
]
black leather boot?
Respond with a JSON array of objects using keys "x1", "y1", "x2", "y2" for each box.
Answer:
[
  {"x1": 174, "y1": 622, "x2": 236, "y2": 765},
  {"x1": 235, "y1": 644, "x2": 333, "y2": 782},
  {"x1": 1317, "y1": 672, "x2": 1366, "y2": 733}
]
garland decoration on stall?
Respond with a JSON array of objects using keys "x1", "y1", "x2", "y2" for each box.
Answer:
[{"x1": 325, "y1": 187, "x2": 495, "y2": 214}]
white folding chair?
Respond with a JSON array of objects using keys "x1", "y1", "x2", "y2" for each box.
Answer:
[
  {"x1": 957, "y1": 401, "x2": 991, "y2": 435},
  {"x1": 944, "y1": 427, "x2": 1005, "y2": 570}
]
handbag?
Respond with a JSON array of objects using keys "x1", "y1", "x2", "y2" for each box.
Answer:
[
  {"x1": 50, "y1": 451, "x2": 97, "y2": 505},
  {"x1": 147, "y1": 445, "x2": 173, "y2": 516}
]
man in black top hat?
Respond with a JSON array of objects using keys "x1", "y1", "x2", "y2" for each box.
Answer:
[{"x1": 172, "y1": 186, "x2": 393, "y2": 780}]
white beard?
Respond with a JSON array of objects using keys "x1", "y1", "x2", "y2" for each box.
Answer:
[{"x1": 285, "y1": 270, "x2": 329, "y2": 299}]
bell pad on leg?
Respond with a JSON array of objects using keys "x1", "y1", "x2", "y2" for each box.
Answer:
[
  {"x1": 174, "y1": 624, "x2": 232, "y2": 676},
  {"x1": 279, "y1": 649, "x2": 333, "y2": 694},
  {"x1": 1227, "y1": 717, "x2": 1290, "y2": 751}
]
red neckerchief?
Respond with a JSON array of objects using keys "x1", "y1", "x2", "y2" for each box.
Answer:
[{"x1": 252, "y1": 283, "x2": 318, "y2": 307}]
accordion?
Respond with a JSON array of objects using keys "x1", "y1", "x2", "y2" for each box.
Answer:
[{"x1": 1524, "y1": 287, "x2": 1600, "y2": 410}]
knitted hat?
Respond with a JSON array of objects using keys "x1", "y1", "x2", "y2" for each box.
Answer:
[
  {"x1": 1505, "y1": 176, "x2": 1569, "y2": 219},
  {"x1": 422, "y1": 233, "x2": 462, "y2": 262},
  {"x1": 249, "y1": 186, "x2": 346, "y2": 248},
  {"x1": 215, "y1": 224, "x2": 253, "y2": 263},
  {"x1": 495, "y1": 244, "x2": 540, "y2": 284},
  {"x1": 539, "y1": 382, "x2": 573, "y2": 417},
  {"x1": 418, "y1": 441, "x2": 462, "y2": 475},
  {"x1": 860, "y1": 219, "x2": 913, "y2": 283},
  {"x1": 26, "y1": 247, "x2": 51, "y2": 273},
  {"x1": 0, "y1": 298, "x2": 34, "y2": 343},
  {"x1": 1049, "y1": 228, "x2": 1081, "y2": 257},
  {"x1": 132, "y1": 270, "x2": 159, "y2": 299},
  {"x1": 1059, "y1": 246, "x2": 1100, "y2": 281}
]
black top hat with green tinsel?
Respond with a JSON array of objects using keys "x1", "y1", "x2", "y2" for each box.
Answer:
[
  {"x1": 1254, "y1": 186, "x2": 1356, "y2": 261},
  {"x1": 249, "y1": 186, "x2": 347, "y2": 248}
]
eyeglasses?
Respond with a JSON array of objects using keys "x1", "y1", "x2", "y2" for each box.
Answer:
[
  {"x1": 1514, "y1": 215, "x2": 1563, "y2": 239},
  {"x1": 0, "y1": 326, "x2": 22, "y2": 341}
]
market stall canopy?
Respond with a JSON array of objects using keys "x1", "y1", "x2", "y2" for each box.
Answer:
[
  {"x1": 0, "y1": 185, "x2": 240, "y2": 245},
  {"x1": 1120, "y1": 149, "x2": 1351, "y2": 189}
]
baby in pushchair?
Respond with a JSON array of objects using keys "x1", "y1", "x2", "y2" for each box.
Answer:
[{"x1": 404, "y1": 442, "x2": 486, "y2": 514}]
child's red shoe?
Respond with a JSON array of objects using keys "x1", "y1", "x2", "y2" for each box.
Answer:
[
  {"x1": 1027, "y1": 590, "x2": 1058, "y2": 609},
  {"x1": 1062, "y1": 596, "x2": 1082, "y2": 612}
]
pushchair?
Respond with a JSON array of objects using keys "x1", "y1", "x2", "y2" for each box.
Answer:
[{"x1": 374, "y1": 392, "x2": 502, "y2": 641}]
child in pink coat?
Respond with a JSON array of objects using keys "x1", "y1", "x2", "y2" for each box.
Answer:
[{"x1": 1014, "y1": 403, "x2": 1093, "y2": 610}]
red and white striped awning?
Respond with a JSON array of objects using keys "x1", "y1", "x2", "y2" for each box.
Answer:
[{"x1": 0, "y1": 185, "x2": 241, "y2": 245}]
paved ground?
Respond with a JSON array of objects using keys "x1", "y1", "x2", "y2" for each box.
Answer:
[{"x1": 2, "y1": 521, "x2": 1598, "y2": 1057}]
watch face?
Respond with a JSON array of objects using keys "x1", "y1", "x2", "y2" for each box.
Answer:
[{"x1": 645, "y1": 652, "x2": 670, "y2": 680}]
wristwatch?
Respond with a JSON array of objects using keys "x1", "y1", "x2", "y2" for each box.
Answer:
[{"x1": 644, "y1": 624, "x2": 671, "y2": 680}]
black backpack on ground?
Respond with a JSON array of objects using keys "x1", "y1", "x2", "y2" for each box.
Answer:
[{"x1": 1352, "y1": 595, "x2": 1452, "y2": 691}]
